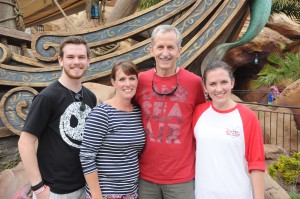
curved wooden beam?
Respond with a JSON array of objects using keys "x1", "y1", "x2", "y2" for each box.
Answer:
[
  {"x1": 1, "y1": 0, "x2": 237, "y2": 87},
  {"x1": 0, "y1": 0, "x2": 251, "y2": 134},
  {"x1": 31, "y1": 0, "x2": 196, "y2": 62},
  {"x1": 0, "y1": 87, "x2": 38, "y2": 135}
]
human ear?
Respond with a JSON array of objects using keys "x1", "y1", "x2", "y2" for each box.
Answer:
[
  {"x1": 231, "y1": 78, "x2": 235, "y2": 89},
  {"x1": 58, "y1": 56, "x2": 63, "y2": 67},
  {"x1": 149, "y1": 45, "x2": 154, "y2": 56},
  {"x1": 111, "y1": 78, "x2": 116, "y2": 87}
]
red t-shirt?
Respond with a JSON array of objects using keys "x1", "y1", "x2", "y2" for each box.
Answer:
[{"x1": 135, "y1": 68, "x2": 206, "y2": 184}]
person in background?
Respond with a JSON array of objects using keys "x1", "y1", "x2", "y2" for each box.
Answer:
[
  {"x1": 135, "y1": 24, "x2": 206, "y2": 199},
  {"x1": 18, "y1": 36, "x2": 97, "y2": 199},
  {"x1": 80, "y1": 61, "x2": 145, "y2": 199},
  {"x1": 267, "y1": 87, "x2": 275, "y2": 104},
  {"x1": 193, "y1": 61, "x2": 265, "y2": 199}
]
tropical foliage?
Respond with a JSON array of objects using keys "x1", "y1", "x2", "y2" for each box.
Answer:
[
  {"x1": 271, "y1": 0, "x2": 300, "y2": 22},
  {"x1": 139, "y1": 0, "x2": 164, "y2": 10},
  {"x1": 250, "y1": 52, "x2": 300, "y2": 90}
]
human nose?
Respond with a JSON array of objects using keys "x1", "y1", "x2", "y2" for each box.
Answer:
[
  {"x1": 161, "y1": 48, "x2": 169, "y2": 56},
  {"x1": 216, "y1": 84, "x2": 222, "y2": 91},
  {"x1": 73, "y1": 57, "x2": 80, "y2": 64},
  {"x1": 124, "y1": 79, "x2": 131, "y2": 86}
]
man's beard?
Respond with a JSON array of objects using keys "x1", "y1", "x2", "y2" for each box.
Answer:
[{"x1": 63, "y1": 67, "x2": 87, "y2": 80}]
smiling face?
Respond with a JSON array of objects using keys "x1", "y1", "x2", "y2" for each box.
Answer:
[
  {"x1": 111, "y1": 68, "x2": 138, "y2": 100},
  {"x1": 204, "y1": 67, "x2": 235, "y2": 110},
  {"x1": 58, "y1": 43, "x2": 90, "y2": 80},
  {"x1": 150, "y1": 30, "x2": 181, "y2": 76}
]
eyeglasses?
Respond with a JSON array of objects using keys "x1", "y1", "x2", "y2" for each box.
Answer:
[
  {"x1": 152, "y1": 72, "x2": 178, "y2": 96},
  {"x1": 74, "y1": 93, "x2": 86, "y2": 111},
  {"x1": 74, "y1": 93, "x2": 83, "y2": 101}
]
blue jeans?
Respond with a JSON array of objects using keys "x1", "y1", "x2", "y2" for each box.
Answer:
[{"x1": 138, "y1": 178, "x2": 195, "y2": 199}]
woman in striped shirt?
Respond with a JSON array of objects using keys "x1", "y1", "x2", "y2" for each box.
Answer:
[{"x1": 80, "y1": 61, "x2": 145, "y2": 199}]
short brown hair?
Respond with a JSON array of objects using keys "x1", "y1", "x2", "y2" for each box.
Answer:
[
  {"x1": 111, "y1": 61, "x2": 138, "y2": 80},
  {"x1": 59, "y1": 36, "x2": 90, "y2": 58}
]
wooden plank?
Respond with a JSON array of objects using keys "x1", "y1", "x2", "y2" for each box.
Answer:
[
  {"x1": 31, "y1": 0, "x2": 196, "y2": 62},
  {"x1": 24, "y1": 1, "x2": 85, "y2": 27},
  {"x1": 0, "y1": 0, "x2": 250, "y2": 135},
  {"x1": 0, "y1": 0, "x2": 247, "y2": 88},
  {"x1": 20, "y1": 0, "x2": 85, "y2": 26},
  {"x1": 0, "y1": 26, "x2": 32, "y2": 48},
  {"x1": 179, "y1": 0, "x2": 248, "y2": 69},
  {"x1": 106, "y1": 0, "x2": 117, "y2": 7}
]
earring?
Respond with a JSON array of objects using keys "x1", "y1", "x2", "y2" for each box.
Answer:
[{"x1": 205, "y1": 92, "x2": 210, "y2": 100}]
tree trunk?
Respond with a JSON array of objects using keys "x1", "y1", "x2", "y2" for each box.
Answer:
[{"x1": 107, "y1": 0, "x2": 141, "y2": 23}]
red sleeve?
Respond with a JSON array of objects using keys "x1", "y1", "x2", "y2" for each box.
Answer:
[
  {"x1": 195, "y1": 77, "x2": 206, "y2": 105},
  {"x1": 238, "y1": 104, "x2": 266, "y2": 172}
]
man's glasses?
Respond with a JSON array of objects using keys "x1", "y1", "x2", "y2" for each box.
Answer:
[
  {"x1": 74, "y1": 93, "x2": 86, "y2": 111},
  {"x1": 152, "y1": 72, "x2": 178, "y2": 96},
  {"x1": 74, "y1": 93, "x2": 83, "y2": 101}
]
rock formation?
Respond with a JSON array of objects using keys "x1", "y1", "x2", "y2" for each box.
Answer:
[
  {"x1": 224, "y1": 14, "x2": 299, "y2": 93},
  {"x1": 274, "y1": 79, "x2": 300, "y2": 129}
]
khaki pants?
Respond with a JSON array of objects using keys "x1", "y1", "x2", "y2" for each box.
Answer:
[
  {"x1": 138, "y1": 178, "x2": 195, "y2": 199},
  {"x1": 33, "y1": 187, "x2": 85, "y2": 199}
]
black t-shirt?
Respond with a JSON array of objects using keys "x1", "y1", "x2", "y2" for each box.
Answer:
[{"x1": 23, "y1": 80, "x2": 97, "y2": 194}]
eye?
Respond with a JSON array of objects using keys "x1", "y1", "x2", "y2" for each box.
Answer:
[
  {"x1": 66, "y1": 55, "x2": 74, "y2": 59},
  {"x1": 221, "y1": 80, "x2": 229, "y2": 84},
  {"x1": 78, "y1": 55, "x2": 87, "y2": 59},
  {"x1": 119, "y1": 77, "x2": 126, "y2": 81}
]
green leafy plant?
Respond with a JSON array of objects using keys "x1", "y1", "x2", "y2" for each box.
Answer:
[
  {"x1": 268, "y1": 152, "x2": 300, "y2": 192},
  {"x1": 271, "y1": 0, "x2": 300, "y2": 22},
  {"x1": 289, "y1": 192, "x2": 300, "y2": 199},
  {"x1": 139, "y1": 0, "x2": 164, "y2": 10},
  {"x1": 250, "y1": 52, "x2": 300, "y2": 90}
]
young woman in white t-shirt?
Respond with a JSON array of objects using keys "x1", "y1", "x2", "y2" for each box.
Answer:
[{"x1": 193, "y1": 61, "x2": 265, "y2": 199}]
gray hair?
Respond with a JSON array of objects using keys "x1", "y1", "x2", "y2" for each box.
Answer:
[{"x1": 151, "y1": 25, "x2": 182, "y2": 48}]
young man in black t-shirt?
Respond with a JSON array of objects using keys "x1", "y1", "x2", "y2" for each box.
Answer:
[{"x1": 18, "y1": 36, "x2": 97, "y2": 199}]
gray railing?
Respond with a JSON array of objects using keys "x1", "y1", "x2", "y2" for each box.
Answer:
[
  {"x1": 240, "y1": 101, "x2": 300, "y2": 154},
  {"x1": 232, "y1": 90, "x2": 278, "y2": 104}
]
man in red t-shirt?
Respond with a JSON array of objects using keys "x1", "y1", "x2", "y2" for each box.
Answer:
[{"x1": 135, "y1": 25, "x2": 206, "y2": 199}]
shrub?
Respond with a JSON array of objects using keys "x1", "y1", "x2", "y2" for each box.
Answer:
[{"x1": 268, "y1": 152, "x2": 300, "y2": 192}]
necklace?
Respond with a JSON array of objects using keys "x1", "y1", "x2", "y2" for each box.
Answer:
[{"x1": 67, "y1": 88, "x2": 86, "y2": 112}]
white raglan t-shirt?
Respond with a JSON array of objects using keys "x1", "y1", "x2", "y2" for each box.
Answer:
[{"x1": 193, "y1": 102, "x2": 265, "y2": 199}]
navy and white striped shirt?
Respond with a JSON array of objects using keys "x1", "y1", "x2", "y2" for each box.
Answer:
[{"x1": 80, "y1": 103, "x2": 145, "y2": 196}]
